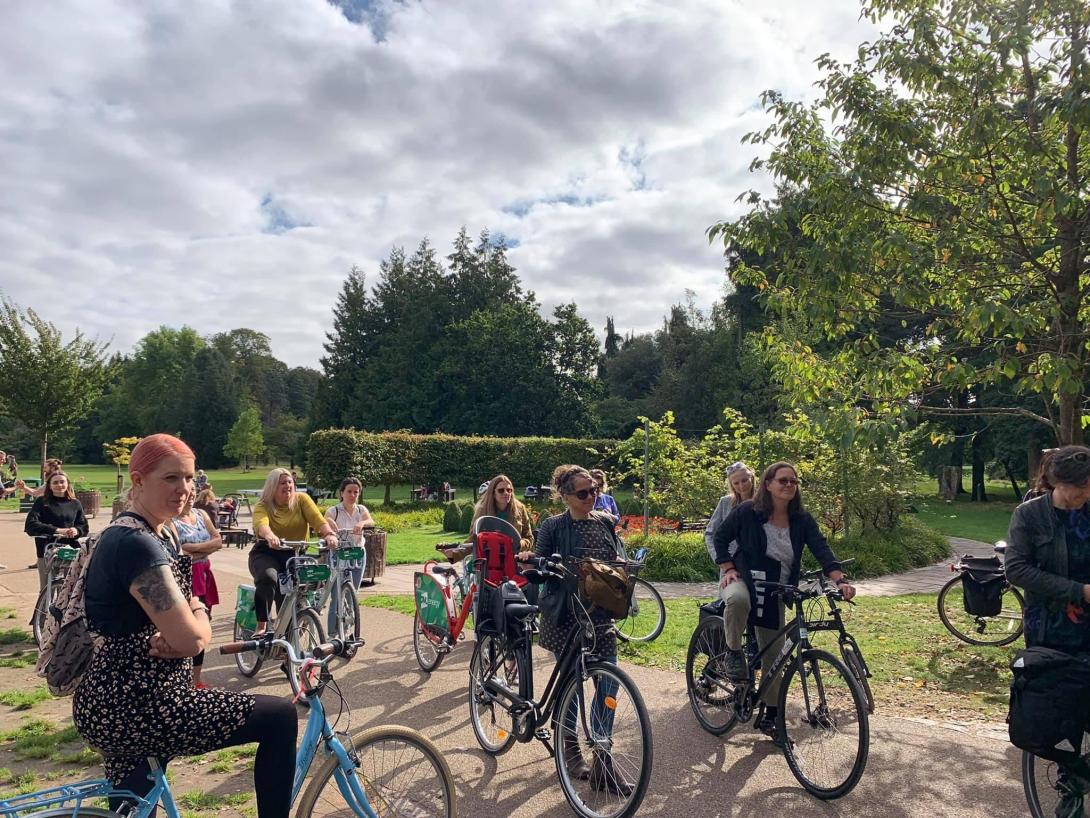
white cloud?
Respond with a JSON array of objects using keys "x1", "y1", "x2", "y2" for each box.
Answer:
[{"x1": 0, "y1": 0, "x2": 876, "y2": 367}]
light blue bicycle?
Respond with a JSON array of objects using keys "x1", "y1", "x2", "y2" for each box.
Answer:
[{"x1": 0, "y1": 637, "x2": 457, "y2": 818}]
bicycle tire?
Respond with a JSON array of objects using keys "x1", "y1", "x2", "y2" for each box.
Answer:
[
  {"x1": 1022, "y1": 750, "x2": 1060, "y2": 818},
  {"x1": 296, "y1": 724, "x2": 457, "y2": 818},
  {"x1": 287, "y1": 608, "x2": 326, "y2": 699},
  {"x1": 553, "y1": 660, "x2": 652, "y2": 818},
  {"x1": 778, "y1": 648, "x2": 869, "y2": 799},
  {"x1": 32, "y1": 586, "x2": 49, "y2": 647},
  {"x1": 30, "y1": 809, "x2": 121, "y2": 818},
  {"x1": 839, "y1": 641, "x2": 875, "y2": 715},
  {"x1": 414, "y1": 614, "x2": 445, "y2": 673},
  {"x1": 937, "y1": 575, "x2": 1025, "y2": 646},
  {"x1": 467, "y1": 633, "x2": 519, "y2": 755},
  {"x1": 614, "y1": 578, "x2": 666, "y2": 643},
  {"x1": 685, "y1": 617, "x2": 741, "y2": 736},
  {"x1": 232, "y1": 616, "x2": 264, "y2": 677},
  {"x1": 329, "y1": 584, "x2": 361, "y2": 642}
]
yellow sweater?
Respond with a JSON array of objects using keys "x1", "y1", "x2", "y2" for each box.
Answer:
[{"x1": 253, "y1": 493, "x2": 327, "y2": 541}]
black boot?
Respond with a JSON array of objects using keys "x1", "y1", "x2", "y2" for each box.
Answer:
[
  {"x1": 590, "y1": 751, "x2": 634, "y2": 796},
  {"x1": 562, "y1": 743, "x2": 591, "y2": 781}
]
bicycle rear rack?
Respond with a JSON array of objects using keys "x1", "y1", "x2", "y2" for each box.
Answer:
[{"x1": 0, "y1": 779, "x2": 117, "y2": 816}]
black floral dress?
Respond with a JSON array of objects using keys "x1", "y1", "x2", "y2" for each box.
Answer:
[
  {"x1": 538, "y1": 518, "x2": 618, "y2": 658},
  {"x1": 73, "y1": 526, "x2": 254, "y2": 785}
]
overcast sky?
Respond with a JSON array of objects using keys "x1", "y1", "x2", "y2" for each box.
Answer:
[{"x1": 1, "y1": 0, "x2": 876, "y2": 368}]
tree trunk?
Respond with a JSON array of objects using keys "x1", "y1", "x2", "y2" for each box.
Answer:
[
  {"x1": 383, "y1": 483, "x2": 392, "y2": 506},
  {"x1": 939, "y1": 467, "x2": 960, "y2": 500},
  {"x1": 970, "y1": 433, "x2": 988, "y2": 502},
  {"x1": 39, "y1": 434, "x2": 48, "y2": 481},
  {"x1": 1002, "y1": 459, "x2": 1022, "y2": 501}
]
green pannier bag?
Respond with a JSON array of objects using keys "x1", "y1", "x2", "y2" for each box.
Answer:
[
  {"x1": 414, "y1": 572, "x2": 449, "y2": 639},
  {"x1": 236, "y1": 584, "x2": 258, "y2": 632}
]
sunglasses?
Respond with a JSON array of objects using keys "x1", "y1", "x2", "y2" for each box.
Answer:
[
  {"x1": 773, "y1": 477, "x2": 801, "y2": 487},
  {"x1": 495, "y1": 487, "x2": 513, "y2": 495},
  {"x1": 726, "y1": 461, "x2": 749, "y2": 476},
  {"x1": 566, "y1": 486, "x2": 600, "y2": 501}
]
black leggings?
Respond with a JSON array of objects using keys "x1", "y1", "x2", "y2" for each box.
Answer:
[
  {"x1": 192, "y1": 595, "x2": 211, "y2": 668},
  {"x1": 249, "y1": 548, "x2": 292, "y2": 622},
  {"x1": 110, "y1": 695, "x2": 297, "y2": 817}
]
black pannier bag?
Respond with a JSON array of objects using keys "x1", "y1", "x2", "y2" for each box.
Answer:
[
  {"x1": 960, "y1": 556, "x2": 1005, "y2": 616},
  {"x1": 1008, "y1": 647, "x2": 1090, "y2": 763}
]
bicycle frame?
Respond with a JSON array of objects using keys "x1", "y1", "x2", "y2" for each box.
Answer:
[{"x1": 419, "y1": 559, "x2": 477, "y2": 646}]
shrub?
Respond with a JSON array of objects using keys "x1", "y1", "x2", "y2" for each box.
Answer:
[
  {"x1": 307, "y1": 429, "x2": 617, "y2": 492},
  {"x1": 629, "y1": 516, "x2": 950, "y2": 583},
  {"x1": 369, "y1": 506, "x2": 444, "y2": 533},
  {"x1": 459, "y1": 505, "x2": 475, "y2": 534},
  {"x1": 442, "y1": 501, "x2": 464, "y2": 533}
]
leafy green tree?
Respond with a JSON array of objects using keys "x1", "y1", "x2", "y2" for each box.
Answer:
[
  {"x1": 266, "y1": 414, "x2": 308, "y2": 468},
  {"x1": 711, "y1": 0, "x2": 1090, "y2": 443},
  {"x1": 0, "y1": 299, "x2": 111, "y2": 473},
  {"x1": 223, "y1": 405, "x2": 265, "y2": 470},
  {"x1": 176, "y1": 346, "x2": 241, "y2": 469}
]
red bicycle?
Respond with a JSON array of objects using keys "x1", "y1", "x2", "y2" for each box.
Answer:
[{"x1": 413, "y1": 544, "x2": 478, "y2": 672}]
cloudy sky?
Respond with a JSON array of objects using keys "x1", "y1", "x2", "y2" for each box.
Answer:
[{"x1": 1, "y1": 0, "x2": 875, "y2": 368}]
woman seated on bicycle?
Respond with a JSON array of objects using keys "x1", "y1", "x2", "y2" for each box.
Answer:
[
  {"x1": 713, "y1": 460, "x2": 855, "y2": 743},
  {"x1": 443, "y1": 474, "x2": 534, "y2": 564},
  {"x1": 534, "y1": 464, "x2": 631, "y2": 793},
  {"x1": 75, "y1": 434, "x2": 296, "y2": 818},
  {"x1": 1006, "y1": 445, "x2": 1090, "y2": 815},
  {"x1": 250, "y1": 467, "x2": 338, "y2": 634},
  {"x1": 24, "y1": 470, "x2": 88, "y2": 590},
  {"x1": 325, "y1": 476, "x2": 374, "y2": 586}
]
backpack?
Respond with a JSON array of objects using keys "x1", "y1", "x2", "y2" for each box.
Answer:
[
  {"x1": 35, "y1": 514, "x2": 155, "y2": 696},
  {"x1": 1008, "y1": 646, "x2": 1090, "y2": 763}
]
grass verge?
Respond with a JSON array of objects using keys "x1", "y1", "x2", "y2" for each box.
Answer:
[{"x1": 0, "y1": 686, "x2": 53, "y2": 711}]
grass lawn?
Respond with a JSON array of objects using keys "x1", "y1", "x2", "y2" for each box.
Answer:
[
  {"x1": 386, "y1": 528, "x2": 465, "y2": 564},
  {"x1": 910, "y1": 494, "x2": 1018, "y2": 544},
  {"x1": 361, "y1": 592, "x2": 1014, "y2": 721}
]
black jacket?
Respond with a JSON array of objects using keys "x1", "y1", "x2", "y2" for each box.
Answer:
[
  {"x1": 24, "y1": 496, "x2": 88, "y2": 558},
  {"x1": 534, "y1": 510, "x2": 626, "y2": 624},
  {"x1": 713, "y1": 500, "x2": 841, "y2": 628}
]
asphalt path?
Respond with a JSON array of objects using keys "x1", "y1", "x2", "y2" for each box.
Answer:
[{"x1": 0, "y1": 513, "x2": 1030, "y2": 818}]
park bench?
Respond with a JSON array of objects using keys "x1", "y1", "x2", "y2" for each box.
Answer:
[{"x1": 672, "y1": 517, "x2": 711, "y2": 534}]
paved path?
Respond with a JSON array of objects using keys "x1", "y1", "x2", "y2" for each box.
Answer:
[{"x1": 0, "y1": 509, "x2": 1031, "y2": 817}]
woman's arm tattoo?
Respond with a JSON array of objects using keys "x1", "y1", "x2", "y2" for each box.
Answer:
[{"x1": 132, "y1": 566, "x2": 185, "y2": 613}]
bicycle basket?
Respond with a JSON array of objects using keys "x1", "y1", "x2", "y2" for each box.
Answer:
[
  {"x1": 578, "y1": 560, "x2": 633, "y2": 619},
  {"x1": 961, "y1": 573, "x2": 1005, "y2": 617},
  {"x1": 51, "y1": 547, "x2": 79, "y2": 563},
  {"x1": 293, "y1": 562, "x2": 331, "y2": 587}
]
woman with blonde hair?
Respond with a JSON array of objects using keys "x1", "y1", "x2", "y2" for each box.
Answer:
[{"x1": 249, "y1": 468, "x2": 338, "y2": 634}]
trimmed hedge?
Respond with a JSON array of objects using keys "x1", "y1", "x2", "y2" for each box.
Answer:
[
  {"x1": 307, "y1": 429, "x2": 616, "y2": 493},
  {"x1": 443, "y1": 501, "x2": 464, "y2": 532},
  {"x1": 628, "y1": 517, "x2": 950, "y2": 583}
]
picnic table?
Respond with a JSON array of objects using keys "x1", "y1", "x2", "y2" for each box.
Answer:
[{"x1": 410, "y1": 484, "x2": 456, "y2": 502}]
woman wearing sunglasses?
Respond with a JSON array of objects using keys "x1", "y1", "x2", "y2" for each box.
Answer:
[
  {"x1": 712, "y1": 460, "x2": 854, "y2": 744},
  {"x1": 441, "y1": 474, "x2": 534, "y2": 564}
]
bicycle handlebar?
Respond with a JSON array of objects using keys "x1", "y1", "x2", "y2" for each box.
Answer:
[{"x1": 218, "y1": 635, "x2": 362, "y2": 664}]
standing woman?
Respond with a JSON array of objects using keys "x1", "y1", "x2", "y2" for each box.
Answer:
[
  {"x1": 250, "y1": 468, "x2": 338, "y2": 634},
  {"x1": 324, "y1": 477, "x2": 375, "y2": 588},
  {"x1": 590, "y1": 469, "x2": 621, "y2": 525},
  {"x1": 172, "y1": 489, "x2": 223, "y2": 689},
  {"x1": 713, "y1": 461, "x2": 854, "y2": 741},
  {"x1": 1006, "y1": 445, "x2": 1090, "y2": 816},
  {"x1": 74, "y1": 434, "x2": 296, "y2": 817},
  {"x1": 24, "y1": 471, "x2": 88, "y2": 590},
  {"x1": 534, "y1": 465, "x2": 630, "y2": 793}
]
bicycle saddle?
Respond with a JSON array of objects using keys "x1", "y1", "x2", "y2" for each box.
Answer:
[{"x1": 430, "y1": 564, "x2": 458, "y2": 578}]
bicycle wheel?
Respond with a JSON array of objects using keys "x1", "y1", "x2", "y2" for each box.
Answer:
[
  {"x1": 287, "y1": 608, "x2": 326, "y2": 699},
  {"x1": 1023, "y1": 751, "x2": 1061, "y2": 818},
  {"x1": 413, "y1": 614, "x2": 445, "y2": 673},
  {"x1": 685, "y1": 617, "x2": 742, "y2": 736},
  {"x1": 553, "y1": 661, "x2": 652, "y2": 818},
  {"x1": 296, "y1": 724, "x2": 457, "y2": 818},
  {"x1": 778, "y1": 648, "x2": 869, "y2": 799},
  {"x1": 33, "y1": 809, "x2": 121, "y2": 817},
  {"x1": 614, "y1": 578, "x2": 666, "y2": 643},
  {"x1": 232, "y1": 615, "x2": 264, "y2": 677},
  {"x1": 467, "y1": 634, "x2": 518, "y2": 754},
  {"x1": 329, "y1": 584, "x2": 361, "y2": 642},
  {"x1": 32, "y1": 586, "x2": 49, "y2": 647},
  {"x1": 937, "y1": 575, "x2": 1025, "y2": 646},
  {"x1": 839, "y1": 640, "x2": 875, "y2": 715}
]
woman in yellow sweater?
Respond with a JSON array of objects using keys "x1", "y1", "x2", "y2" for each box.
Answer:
[{"x1": 249, "y1": 468, "x2": 338, "y2": 634}]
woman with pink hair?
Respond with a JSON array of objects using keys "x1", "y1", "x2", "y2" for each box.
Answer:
[{"x1": 73, "y1": 434, "x2": 296, "y2": 817}]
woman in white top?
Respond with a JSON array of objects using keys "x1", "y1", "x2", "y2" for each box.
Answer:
[{"x1": 324, "y1": 477, "x2": 375, "y2": 588}]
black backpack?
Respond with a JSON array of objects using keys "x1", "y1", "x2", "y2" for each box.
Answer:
[{"x1": 1008, "y1": 647, "x2": 1090, "y2": 763}]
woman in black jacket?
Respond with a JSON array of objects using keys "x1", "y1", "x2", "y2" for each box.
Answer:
[
  {"x1": 24, "y1": 471, "x2": 88, "y2": 589},
  {"x1": 712, "y1": 460, "x2": 855, "y2": 743}
]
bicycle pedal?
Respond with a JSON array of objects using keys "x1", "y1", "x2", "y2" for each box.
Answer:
[{"x1": 534, "y1": 727, "x2": 552, "y2": 741}]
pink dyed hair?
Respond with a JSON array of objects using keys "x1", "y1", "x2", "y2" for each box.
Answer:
[{"x1": 129, "y1": 434, "x2": 195, "y2": 478}]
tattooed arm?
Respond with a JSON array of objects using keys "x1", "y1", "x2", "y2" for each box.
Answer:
[{"x1": 130, "y1": 565, "x2": 212, "y2": 657}]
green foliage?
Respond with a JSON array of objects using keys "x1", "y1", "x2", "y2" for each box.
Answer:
[
  {"x1": 0, "y1": 299, "x2": 111, "y2": 466},
  {"x1": 307, "y1": 429, "x2": 616, "y2": 492},
  {"x1": 442, "y1": 501, "x2": 464, "y2": 532},
  {"x1": 369, "y1": 506, "x2": 444, "y2": 533},
  {"x1": 0, "y1": 628, "x2": 32, "y2": 645},
  {"x1": 0, "y1": 687, "x2": 53, "y2": 711},
  {"x1": 459, "y1": 504, "x2": 475, "y2": 534},
  {"x1": 223, "y1": 405, "x2": 265, "y2": 468},
  {"x1": 0, "y1": 719, "x2": 82, "y2": 761}
]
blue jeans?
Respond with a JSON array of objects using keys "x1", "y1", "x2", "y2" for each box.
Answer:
[{"x1": 555, "y1": 650, "x2": 619, "y2": 741}]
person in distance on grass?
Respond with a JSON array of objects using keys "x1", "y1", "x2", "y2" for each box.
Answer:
[
  {"x1": 1006, "y1": 445, "x2": 1090, "y2": 816},
  {"x1": 75, "y1": 434, "x2": 296, "y2": 817},
  {"x1": 713, "y1": 461, "x2": 854, "y2": 744},
  {"x1": 249, "y1": 467, "x2": 338, "y2": 635},
  {"x1": 24, "y1": 470, "x2": 88, "y2": 590}
]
